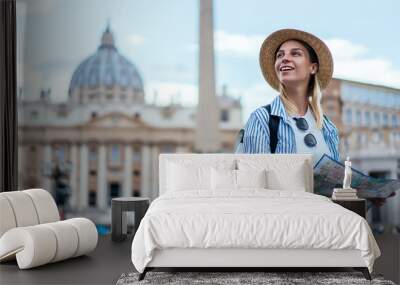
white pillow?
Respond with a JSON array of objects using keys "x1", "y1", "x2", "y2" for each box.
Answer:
[
  {"x1": 211, "y1": 169, "x2": 268, "y2": 191},
  {"x1": 237, "y1": 158, "x2": 310, "y2": 192},
  {"x1": 266, "y1": 168, "x2": 307, "y2": 191},
  {"x1": 166, "y1": 159, "x2": 236, "y2": 192},
  {"x1": 236, "y1": 169, "x2": 267, "y2": 189},
  {"x1": 167, "y1": 162, "x2": 211, "y2": 191},
  {"x1": 211, "y1": 168, "x2": 236, "y2": 190}
]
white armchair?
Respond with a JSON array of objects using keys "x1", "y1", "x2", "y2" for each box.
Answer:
[{"x1": 0, "y1": 189, "x2": 98, "y2": 269}]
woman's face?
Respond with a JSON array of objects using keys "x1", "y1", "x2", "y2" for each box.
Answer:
[{"x1": 274, "y1": 40, "x2": 318, "y2": 88}]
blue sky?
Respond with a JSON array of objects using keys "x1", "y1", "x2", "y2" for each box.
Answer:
[{"x1": 17, "y1": 0, "x2": 400, "y2": 121}]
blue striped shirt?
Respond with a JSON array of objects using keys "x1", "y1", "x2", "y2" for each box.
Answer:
[{"x1": 242, "y1": 96, "x2": 340, "y2": 161}]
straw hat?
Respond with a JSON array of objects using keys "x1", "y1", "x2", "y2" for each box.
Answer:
[{"x1": 259, "y1": 28, "x2": 333, "y2": 91}]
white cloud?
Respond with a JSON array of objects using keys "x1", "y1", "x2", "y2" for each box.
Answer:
[
  {"x1": 126, "y1": 34, "x2": 145, "y2": 46},
  {"x1": 325, "y1": 38, "x2": 400, "y2": 88},
  {"x1": 145, "y1": 81, "x2": 198, "y2": 106},
  {"x1": 325, "y1": 38, "x2": 368, "y2": 60},
  {"x1": 215, "y1": 30, "x2": 264, "y2": 57}
]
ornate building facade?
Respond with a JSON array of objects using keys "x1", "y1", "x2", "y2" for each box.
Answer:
[
  {"x1": 17, "y1": 26, "x2": 243, "y2": 213},
  {"x1": 322, "y1": 78, "x2": 400, "y2": 227}
]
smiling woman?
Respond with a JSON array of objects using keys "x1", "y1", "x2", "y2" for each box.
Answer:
[{"x1": 238, "y1": 28, "x2": 339, "y2": 166}]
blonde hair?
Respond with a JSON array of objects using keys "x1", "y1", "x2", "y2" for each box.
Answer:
[{"x1": 279, "y1": 74, "x2": 324, "y2": 129}]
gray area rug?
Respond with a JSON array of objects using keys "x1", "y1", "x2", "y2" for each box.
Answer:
[{"x1": 116, "y1": 271, "x2": 396, "y2": 285}]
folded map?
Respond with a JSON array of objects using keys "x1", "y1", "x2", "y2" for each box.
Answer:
[{"x1": 314, "y1": 154, "x2": 400, "y2": 199}]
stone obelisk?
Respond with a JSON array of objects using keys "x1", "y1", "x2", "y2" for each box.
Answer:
[{"x1": 195, "y1": 0, "x2": 220, "y2": 152}]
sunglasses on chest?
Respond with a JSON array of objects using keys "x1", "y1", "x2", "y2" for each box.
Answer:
[{"x1": 292, "y1": 117, "x2": 317, "y2": 147}]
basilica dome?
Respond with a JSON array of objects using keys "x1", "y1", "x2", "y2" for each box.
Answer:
[{"x1": 68, "y1": 25, "x2": 144, "y2": 104}]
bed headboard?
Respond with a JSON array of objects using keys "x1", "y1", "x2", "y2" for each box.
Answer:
[{"x1": 159, "y1": 153, "x2": 313, "y2": 196}]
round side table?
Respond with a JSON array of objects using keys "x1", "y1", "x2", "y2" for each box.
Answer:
[{"x1": 111, "y1": 197, "x2": 150, "y2": 242}]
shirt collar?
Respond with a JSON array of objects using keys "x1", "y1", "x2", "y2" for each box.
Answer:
[
  {"x1": 271, "y1": 95, "x2": 336, "y2": 134},
  {"x1": 322, "y1": 115, "x2": 337, "y2": 134},
  {"x1": 270, "y1": 96, "x2": 291, "y2": 124}
]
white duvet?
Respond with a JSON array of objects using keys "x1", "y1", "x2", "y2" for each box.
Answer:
[{"x1": 131, "y1": 190, "x2": 380, "y2": 273}]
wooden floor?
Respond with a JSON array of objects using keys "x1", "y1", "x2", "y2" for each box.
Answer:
[{"x1": 0, "y1": 233, "x2": 399, "y2": 285}]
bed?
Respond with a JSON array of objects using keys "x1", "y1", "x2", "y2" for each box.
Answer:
[{"x1": 131, "y1": 154, "x2": 380, "y2": 280}]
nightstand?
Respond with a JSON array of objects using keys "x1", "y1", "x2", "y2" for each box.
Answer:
[
  {"x1": 111, "y1": 197, "x2": 150, "y2": 242},
  {"x1": 332, "y1": 198, "x2": 366, "y2": 218}
]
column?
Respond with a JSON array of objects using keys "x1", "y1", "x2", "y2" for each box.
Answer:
[
  {"x1": 150, "y1": 145, "x2": 160, "y2": 201},
  {"x1": 97, "y1": 144, "x2": 107, "y2": 209},
  {"x1": 42, "y1": 144, "x2": 52, "y2": 192},
  {"x1": 79, "y1": 144, "x2": 89, "y2": 209},
  {"x1": 390, "y1": 169, "x2": 400, "y2": 226},
  {"x1": 195, "y1": 0, "x2": 220, "y2": 152},
  {"x1": 123, "y1": 144, "x2": 133, "y2": 197},
  {"x1": 140, "y1": 145, "x2": 151, "y2": 199},
  {"x1": 69, "y1": 144, "x2": 78, "y2": 209}
]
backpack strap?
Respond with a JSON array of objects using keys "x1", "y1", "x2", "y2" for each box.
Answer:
[
  {"x1": 235, "y1": 104, "x2": 280, "y2": 153},
  {"x1": 264, "y1": 104, "x2": 280, "y2": 153},
  {"x1": 236, "y1": 129, "x2": 245, "y2": 144}
]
